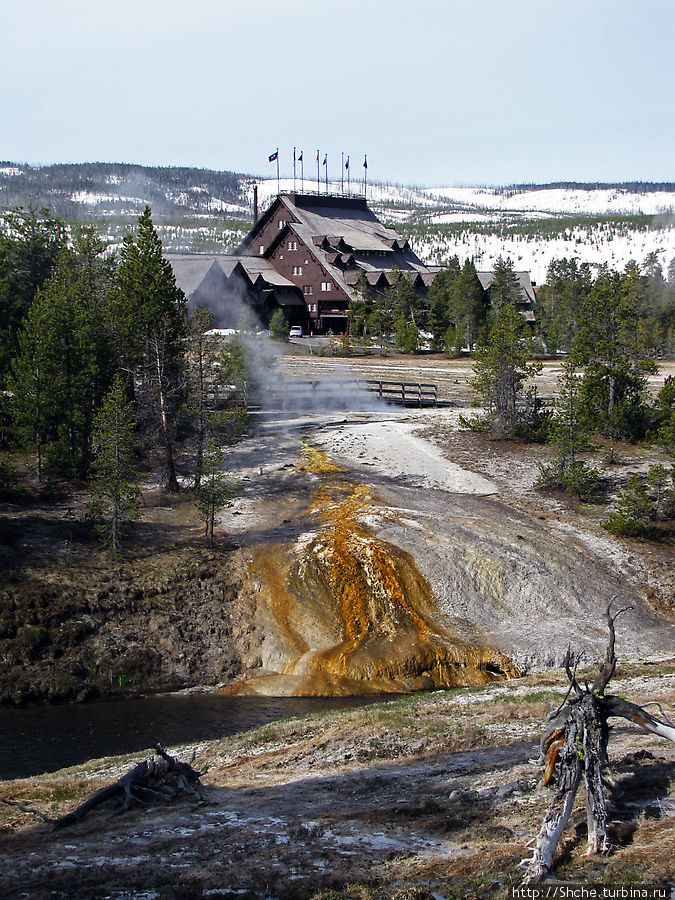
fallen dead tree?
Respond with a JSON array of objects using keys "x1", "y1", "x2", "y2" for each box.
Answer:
[
  {"x1": 520, "y1": 600, "x2": 675, "y2": 884},
  {"x1": 51, "y1": 745, "x2": 206, "y2": 831}
]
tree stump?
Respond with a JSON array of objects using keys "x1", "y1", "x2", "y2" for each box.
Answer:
[{"x1": 52, "y1": 745, "x2": 206, "y2": 830}]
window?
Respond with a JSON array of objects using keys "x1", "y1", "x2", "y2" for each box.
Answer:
[
  {"x1": 308, "y1": 303, "x2": 317, "y2": 313},
  {"x1": 287, "y1": 241, "x2": 297, "y2": 251},
  {"x1": 321, "y1": 281, "x2": 332, "y2": 292},
  {"x1": 278, "y1": 219, "x2": 287, "y2": 229},
  {"x1": 292, "y1": 265, "x2": 303, "y2": 275},
  {"x1": 259, "y1": 245, "x2": 264, "y2": 255},
  {"x1": 303, "y1": 285, "x2": 313, "y2": 295}
]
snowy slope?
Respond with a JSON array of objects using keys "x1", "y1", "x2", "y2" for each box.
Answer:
[
  {"x1": 252, "y1": 178, "x2": 675, "y2": 217},
  {"x1": 252, "y1": 178, "x2": 675, "y2": 282}
]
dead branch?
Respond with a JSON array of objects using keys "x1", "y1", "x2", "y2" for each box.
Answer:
[
  {"x1": 52, "y1": 745, "x2": 205, "y2": 831},
  {"x1": 520, "y1": 602, "x2": 674, "y2": 884},
  {"x1": 0, "y1": 798, "x2": 55, "y2": 824}
]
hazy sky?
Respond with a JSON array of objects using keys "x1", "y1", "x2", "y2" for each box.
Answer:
[{"x1": 2, "y1": 0, "x2": 673, "y2": 186}]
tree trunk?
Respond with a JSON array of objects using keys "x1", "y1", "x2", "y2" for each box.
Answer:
[
  {"x1": 52, "y1": 746, "x2": 204, "y2": 830},
  {"x1": 521, "y1": 602, "x2": 675, "y2": 884},
  {"x1": 153, "y1": 341, "x2": 179, "y2": 493}
]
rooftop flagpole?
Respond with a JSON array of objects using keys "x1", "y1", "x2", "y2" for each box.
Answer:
[
  {"x1": 323, "y1": 153, "x2": 328, "y2": 193},
  {"x1": 316, "y1": 150, "x2": 319, "y2": 193},
  {"x1": 269, "y1": 148, "x2": 279, "y2": 194},
  {"x1": 293, "y1": 147, "x2": 296, "y2": 192},
  {"x1": 299, "y1": 150, "x2": 304, "y2": 192},
  {"x1": 363, "y1": 154, "x2": 367, "y2": 198},
  {"x1": 341, "y1": 152, "x2": 344, "y2": 194},
  {"x1": 346, "y1": 155, "x2": 350, "y2": 194}
]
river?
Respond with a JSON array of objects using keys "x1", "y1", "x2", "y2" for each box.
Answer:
[{"x1": 0, "y1": 692, "x2": 383, "y2": 781}]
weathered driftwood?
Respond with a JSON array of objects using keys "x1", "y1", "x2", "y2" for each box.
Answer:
[
  {"x1": 0, "y1": 797, "x2": 55, "y2": 824},
  {"x1": 520, "y1": 600, "x2": 675, "y2": 884},
  {"x1": 52, "y1": 745, "x2": 205, "y2": 831}
]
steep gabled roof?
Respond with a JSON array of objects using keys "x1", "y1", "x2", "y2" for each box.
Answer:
[
  {"x1": 164, "y1": 254, "x2": 228, "y2": 296},
  {"x1": 477, "y1": 270, "x2": 536, "y2": 305}
]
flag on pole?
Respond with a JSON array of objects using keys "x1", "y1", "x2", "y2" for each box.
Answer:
[
  {"x1": 363, "y1": 155, "x2": 367, "y2": 169},
  {"x1": 316, "y1": 150, "x2": 319, "y2": 162},
  {"x1": 323, "y1": 154, "x2": 327, "y2": 166},
  {"x1": 269, "y1": 150, "x2": 278, "y2": 162},
  {"x1": 345, "y1": 156, "x2": 350, "y2": 170},
  {"x1": 298, "y1": 151, "x2": 303, "y2": 163}
]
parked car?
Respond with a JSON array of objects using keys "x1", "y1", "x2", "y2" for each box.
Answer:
[{"x1": 289, "y1": 326, "x2": 303, "y2": 337}]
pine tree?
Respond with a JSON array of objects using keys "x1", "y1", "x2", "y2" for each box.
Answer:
[
  {"x1": 0, "y1": 207, "x2": 67, "y2": 387},
  {"x1": 472, "y1": 301, "x2": 542, "y2": 436},
  {"x1": 488, "y1": 256, "x2": 521, "y2": 315},
  {"x1": 9, "y1": 229, "x2": 113, "y2": 480},
  {"x1": 196, "y1": 440, "x2": 235, "y2": 548},
  {"x1": 269, "y1": 307, "x2": 289, "y2": 338},
  {"x1": 575, "y1": 265, "x2": 654, "y2": 444},
  {"x1": 426, "y1": 257, "x2": 460, "y2": 351},
  {"x1": 88, "y1": 374, "x2": 141, "y2": 553},
  {"x1": 451, "y1": 259, "x2": 488, "y2": 353},
  {"x1": 113, "y1": 206, "x2": 186, "y2": 491}
]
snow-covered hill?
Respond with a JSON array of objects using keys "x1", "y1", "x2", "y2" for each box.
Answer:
[
  {"x1": 251, "y1": 178, "x2": 675, "y2": 217},
  {"x1": 3, "y1": 164, "x2": 674, "y2": 281},
  {"x1": 252, "y1": 178, "x2": 675, "y2": 283}
]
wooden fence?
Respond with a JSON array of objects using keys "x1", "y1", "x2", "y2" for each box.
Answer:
[{"x1": 241, "y1": 379, "x2": 438, "y2": 409}]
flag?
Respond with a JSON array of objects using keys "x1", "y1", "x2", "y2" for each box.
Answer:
[
  {"x1": 363, "y1": 155, "x2": 367, "y2": 169},
  {"x1": 323, "y1": 154, "x2": 327, "y2": 166},
  {"x1": 345, "y1": 156, "x2": 349, "y2": 170},
  {"x1": 316, "y1": 150, "x2": 319, "y2": 162},
  {"x1": 293, "y1": 148, "x2": 296, "y2": 163},
  {"x1": 298, "y1": 151, "x2": 303, "y2": 162},
  {"x1": 269, "y1": 150, "x2": 278, "y2": 162}
]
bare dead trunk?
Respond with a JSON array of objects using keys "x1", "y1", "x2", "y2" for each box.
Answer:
[
  {"x1": 52, "y1": 746, "x2": 204, "y2": 830},
  {"x1": 520, "y1": 600, "x2": 675, "y2": 884},
  {"x1": 153, "y1": 341, "x2": 179, "y2": 493}
]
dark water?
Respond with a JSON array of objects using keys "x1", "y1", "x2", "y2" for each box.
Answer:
[{"x1": 0, "y1": 692, "x2": 383, "y2": 781}]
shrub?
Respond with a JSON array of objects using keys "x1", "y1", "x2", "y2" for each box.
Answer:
[
  {"x1": 536, "y1": 458, "x2": 602, "y2": 500},
  {"x1": 603, "y1": 474, "x2": 652, "y2": 537}
]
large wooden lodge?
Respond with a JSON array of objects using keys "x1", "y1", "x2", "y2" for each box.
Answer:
[{"x1": 166, "y1": 191, "x2": 535, "y2": 334}]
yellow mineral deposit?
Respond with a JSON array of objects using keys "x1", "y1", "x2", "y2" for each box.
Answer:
[{"x1": 229, "y1": 447, "x2": 519, "y2": 696}]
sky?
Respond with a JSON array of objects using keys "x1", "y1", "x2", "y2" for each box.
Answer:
[{"x1": 1, "y1": 0, "x2": 673, "y2": 187}]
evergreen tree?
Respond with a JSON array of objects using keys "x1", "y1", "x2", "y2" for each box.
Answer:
[
  {"x1": 9, "y1": 228, "x2": 113, "y2": 479},
  {"x1": 536, "y1": 257, "x2": 593, "y2": 353},
  {"x1": 426, "y1": 257, "x2": 460, "y2": 351},
  {"x1": 603, "y1": 474, "x2": 652, "y2": 537},
  {"x1": 386, "y1": 268, "x2": 425, "y2": 327},
  {"x1": 196, "y1": 440, "x2": 235, "y2": 548},
  {"x1": 451, "y1": 259, "x2": 488, "y2": 353},
  {"x1": 536, "y1": 358, "x2": 600, "y2": 499},
  {"x1": 488, "y1": 256, "x2": 521, "y2": 316},
  {"x1": 348, "y1": 272, "x2": 375, "y2": 337},
  {"x1": 185, "y1": 307, "x2": 219, "y2": 489},
  {"x1": 112, "y1": 206, "x2": 186, "y2": 491},
  {"x1": 0, "y1": 207, "x2": 67, "y2": 388},
  {"x1": 575, "y1": 265, "x2": 655, "y2": 444},
  {"x1": 472, "y1": 300, "x2": 542, "y2": 436},
  {"x1": 269, "y1": 307, "x2": 289, "y2": 338},
  {"x1": 88, "y1": 374, "x2": 141, "y2": 553}
]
